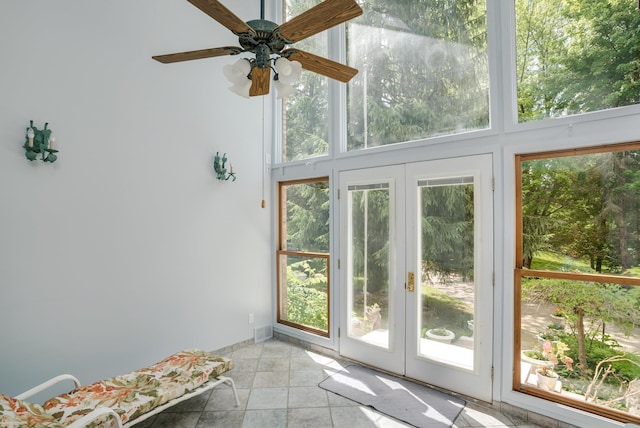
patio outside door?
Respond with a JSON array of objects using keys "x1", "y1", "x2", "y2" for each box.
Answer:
[{"x1": 339, "y1": 155, "x2": 494, "y2": 402}]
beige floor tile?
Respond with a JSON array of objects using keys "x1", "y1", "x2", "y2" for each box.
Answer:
[{"x1": 138, "y1": 339, "x2": 554, "y2": 428}]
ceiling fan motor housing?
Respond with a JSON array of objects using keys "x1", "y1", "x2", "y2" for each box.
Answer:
[{"x1": 239, "y1": 19, "x2": 288, "y2": 67}]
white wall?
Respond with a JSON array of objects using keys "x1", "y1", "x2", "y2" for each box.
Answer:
[{"x1": 0, "y1": 0, "x2": 272, "y2": 397}]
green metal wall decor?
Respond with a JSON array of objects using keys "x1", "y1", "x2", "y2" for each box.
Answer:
[
  {"x1": 24, "y1": 120, "x2": 58, "y2": 162},
  {"x1": 213, "y1": 152, "x2": 236, "y2": 181}
]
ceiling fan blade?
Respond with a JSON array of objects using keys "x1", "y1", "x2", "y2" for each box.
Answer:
[
  {"x1": 276, "y1": 0, "x2": 363, "y2": 43},
  {"x1": 187, "y1": 0, "x2": 256, "y2": 36},
  {"x1": 249, "y1": 67, "x2": 271, "y2": 97},
  {"x1": 282, "y1": 49, "x2": 358, "y2": 83},
  {"x1": 152, "y1": 46, "x2": 242, "y2": 63}
]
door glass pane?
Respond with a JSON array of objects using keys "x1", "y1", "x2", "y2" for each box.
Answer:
[
  {"x1": 418, "y1": 177, "x2": 475, "y2": 370},
  {"x1": 346, "y1": 0, "x2": 488, "y2": 150},
  {"x1": 347, "y1": 183, "x2": 391, "y2": 349}
]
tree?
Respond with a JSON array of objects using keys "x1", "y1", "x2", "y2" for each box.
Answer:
[
  {"x1": 515, "y1": 0, "x2": 640, "y2": 121},
  {"x1": 346, "y1": 0, "x2": 489, "y2": 150},
  {"x1": 521, "y1": 150, "x2": 640, "y2": 274},
  {"x1": 284, "y1": 180, "x2": 329, "y2": 253},
  {"x1": 523, "y1": 278, "x2": 639, "y2": 370},
  {"x1": 520, "y1": 157, "x2": 579, "y2": 268},
  {"x1": 421, "y1": 183, "x2": 475, "y2": 282},
  {"x1": 515, "y1": 0, "x2": 569, "y2": 120},
  {"x1": 283, "y1": 0, "x2": 329, "y2": 162}
]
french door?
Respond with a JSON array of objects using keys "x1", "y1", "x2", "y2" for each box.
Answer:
[{"x1": 338, "y1": 155, "x2": 494, "y2": 402}]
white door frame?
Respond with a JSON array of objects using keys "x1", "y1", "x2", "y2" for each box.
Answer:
[
  {"x1": 338, "y1": 165, "x2": 406, "y2": 374},
  {"x1": 338, "y1": 154, "x2": 494, "y2": 402}
]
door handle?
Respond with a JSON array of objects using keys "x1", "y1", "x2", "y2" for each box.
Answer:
[{"x1": 407, "y1": 272, "x2": 415, "y2": 292}]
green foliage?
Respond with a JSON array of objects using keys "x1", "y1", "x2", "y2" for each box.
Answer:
[
  {"x1": 345, "y1": 0, "x2": 489, "y2": 149},
  {"x1": 421, "y1": 183, "x2": 474, "y2": 282},
  {"x1": 629, "y1": 286, "x2": 640, "y2": 310},
  {"x1": 523, "y1": 276, "x2": 640, "y2": 371},
  {"x1": 557, "y1": 332, "x2": 640, "y2": 384},
  {"x1": 515, "y1": 0, "x2": 640, "y2": 121},
  {"x1": 284, "y1": 180, "x2": 330, "y2": 253},
  {"x1": 284, "y1": 260, "x2": 328, "y2": 331},
  {"x1": 283, "y1": 0, "x2": 329, "y2": 162},
  {"x1": 522, "y1": 278, "x2": 638, "y2": 335},
  {"x1": 521, "y1": 151, "x2": 640, "y2": 273}
]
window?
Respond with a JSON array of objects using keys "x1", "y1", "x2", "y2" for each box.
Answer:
[
  {"x1": 346, "y1": 0, "x2": 489, "y2": 150},
  {"x1": 277, "y1": 178, "x2": 330, "y2": 336},
  {"x1": 278, "y1": 1, "x2": 640, "y2": 163},
  {"x1": 515, "y1": 0, "x2": 640, "y2": 122},
  {"x1": 515, "y1": 144, "x2": 640, "y2": 423},
  {"x1": 281, "y1": 0, "x2": 329, "y2": 162},
  {"x1": 280, "y1": 0, "x2": 489, "y2": 162}
]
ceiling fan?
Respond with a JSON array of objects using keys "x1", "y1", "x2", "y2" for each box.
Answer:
[{"x1": 152, "y1": 0, "x2": 363, "y2": 98}]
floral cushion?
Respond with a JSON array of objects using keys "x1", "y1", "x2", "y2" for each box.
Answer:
[
  {"x1": 0, "y1": 393, "x2": 64, "y2": 428},
  {"x1": 42, "y1": 349, "x2": 233, "y2": 427}
]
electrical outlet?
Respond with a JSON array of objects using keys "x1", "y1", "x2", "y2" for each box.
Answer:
[{"x1": 248, "y1": 313, "x2": 254, "y2": 324}]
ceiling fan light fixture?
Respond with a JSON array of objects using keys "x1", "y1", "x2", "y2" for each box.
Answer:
[
  {"x1": 228, "y1": 79, "x2": 252, "y2": 98},
  {"x1": 223, "y1": 59, "x2": 252, "y2": 85},
  {"x1": 274, "y1": 57, "x2": 302, "y2": 85},
  {"x1": 274, "y1": 79, "x2": 296, "y2": 99}
]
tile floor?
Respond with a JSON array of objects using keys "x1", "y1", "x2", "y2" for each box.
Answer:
[{"x1": 135, "y1": 339, "x2": 553, "y2": 427}]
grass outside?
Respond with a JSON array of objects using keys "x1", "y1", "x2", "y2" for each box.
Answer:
[
  {"x1": 531, "y1": 251, "x2": 640, "y2": 278},
  {"x1": 422, "y1": 286, "x2": 474, "y2": 338},
  {"x1": 349, "y1": 280, "x2": 474, "y2": 339},
  {"x1": 530, "y1": 251, "x2": 591, "y2": 272}
]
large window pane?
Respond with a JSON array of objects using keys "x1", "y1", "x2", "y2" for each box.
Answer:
[
  {"x1": 281, "y1": 0, "x2": 329, "y2": 162},
  {"x1": 516, "y1": 144, "x2": 640, "y2": 423},
  {"x1": 521, "y1": 150, "x2": 640, "y2": 277},
  {"x1": 347, "y1": 0, "x2": 489, "y2": 150},
  {"x1": 277, "y1": 178, "x2": 330, "y2": 336},
  {"x1": 515, "y1": 0, "x2": 640, "y2": 122}
]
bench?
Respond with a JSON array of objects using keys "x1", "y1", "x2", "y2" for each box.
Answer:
[{"x1": 0, "y1": 349, "x2": 239, "y2": 427}]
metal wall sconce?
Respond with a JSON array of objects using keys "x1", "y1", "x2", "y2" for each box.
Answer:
[
  {"x1": 213, "y1": 152, "x2": 236, "y2": 181},
  {"x1": 24, "y1": 120, "x2": 58, "y2": 162}
]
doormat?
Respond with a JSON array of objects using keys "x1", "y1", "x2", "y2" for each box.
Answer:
[{"x1": 319, "y1": 365, "x2": 466, "y2": 428}]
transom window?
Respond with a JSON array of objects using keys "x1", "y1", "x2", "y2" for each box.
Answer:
[
  {"x1": 515, "y1": 0, "x2": 640, "y2": 122},
  {"x1": 280, "y1": 1, "x2": 640, "y2": 163},
  {"x1": 346, "y1": 0, "x2": 489, "y2": 150},
  {"x1": 281, "y1": 0, "x2": 329, "y2": 162}
]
